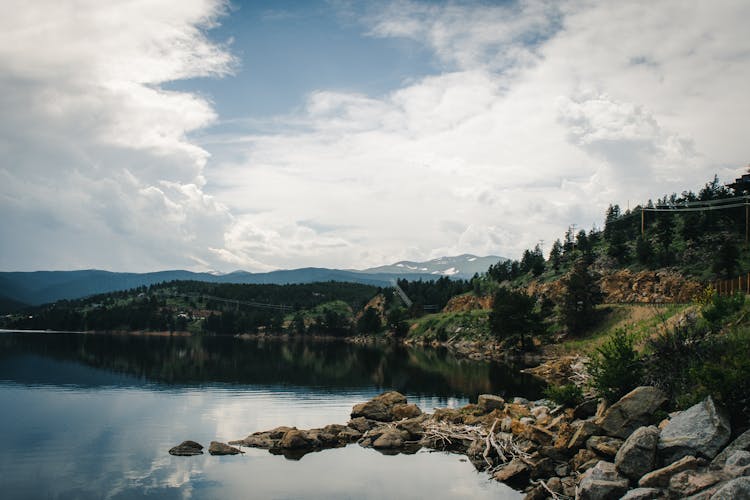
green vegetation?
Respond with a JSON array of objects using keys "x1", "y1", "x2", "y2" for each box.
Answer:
[
  {"x1": 544, "y1": 383, "x2": 584, "y2": 408},
  {"x1": 585, "y1": 290, "x2": 750, "y2": 426},
  {"x1": 489, "y1": 287, "x2": 540, "y2": 350}
]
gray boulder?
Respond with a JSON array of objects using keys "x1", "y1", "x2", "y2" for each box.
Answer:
[
  {"x1": 168, "y1": 440, "x2": 204, "y2": 456},
  {"x1": 598, "y1": 386, "x2": 668, "y2": 439},
  {"x1": 620, "y1": 487, "x2": 667, "y2": 499},
  {"x1": 723, "y1": 450, "x2": 750, "y2": 478},
  {"x1": 659, "y1": 397, "x2": 731, "y2": 463},
  {"x1": 615, "y1": 425, "x2": 660, "y2": 480},
  {"x1": 710, "y1": 477, "x2": 750, "y2": 499},
  {"x1": 576, "y1": 461, "x2": 630, "y2": 500},
  {"x1": 711, "y1": 428, "x2": 750, "y2": 470}
]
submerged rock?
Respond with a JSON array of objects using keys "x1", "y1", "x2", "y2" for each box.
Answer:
[
  {"x1": 168, "y1": 440, "x2": 203, "y2": 456},
  {"x1": 208, "y1": 441, "x2": 243, "y2": 455}
]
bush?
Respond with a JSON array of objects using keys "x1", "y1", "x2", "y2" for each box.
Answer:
[
  {"x1": 544, "y1": 383, "x2": 584, "y2": 408},
  {"x1": 701, "y1": 291, "x2": 745, "y2": 326},
  {"x1": 587, "y1": 328, "x2": 643, "y2": 402}
]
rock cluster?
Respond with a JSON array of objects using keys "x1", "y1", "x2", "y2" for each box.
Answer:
[{"x1": 168, "y1": 388, "x2": 750, "y2": 499}]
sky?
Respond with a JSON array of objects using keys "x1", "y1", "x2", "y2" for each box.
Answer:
[{"x1": 1, "y1": 0, "x2": 749, "y2": 273}]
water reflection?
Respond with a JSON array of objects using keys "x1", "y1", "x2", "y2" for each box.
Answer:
[
  {"x1": 0, "y1": 333, "x2": 544, "y2": 400},
  {"x1": 0, "y1": 332, "x2": 539, "y2": 499}
]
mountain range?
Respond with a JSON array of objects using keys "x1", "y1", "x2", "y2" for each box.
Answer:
[{"x1": 0, "y1": 254, "x2": 505, "y2": 310}]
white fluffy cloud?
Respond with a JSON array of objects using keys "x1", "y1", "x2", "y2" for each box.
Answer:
[
  {"x1": 0, "y1": 0, "x2": 233, "y2": 271},
  {"x1": 206, "y1": 0, "x2": 750, "y2": 270},
  {"x1": 3, "y1": 0, "x2": 750, "y2": 272}
]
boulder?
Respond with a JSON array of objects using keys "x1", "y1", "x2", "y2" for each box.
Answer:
[
  {"x1": 478, "y1": 394, "x2": 505, "y2": 412},
  {"x1": 710, "y1": 477, "x2": 750, "y2": 499},
  {"x1": 168, "y1": 440, "x2": 204, "y2": 456},
  {"x1": 568, "y1": 420, "x2": 600, "y2": 449},
  {"x1": 658, "y1": 397, "x2": 731, "y2": 463},
  {"x1": 350, "y1": 391, "x2": 407, "y2": 422},
  {"x1": 620, "y1": 487, "x2": 668, "y2": 499},
  {"x1": 639, "y1": 455, "x2": 704, "y2": 488},
  {"x1": 723, "y1": 450, "x2": 750, "y2": 478},
  {"x1": 348, "y1": 417, "x2": 377, "y2": 433},
  {"x1": 208, "y1": 441, "x2": 243, "y2": 455},
  {"x1": 710, "y1": 428, "x2": 750, "y2": 470},
  {"x1": 668, "y1": 469, "x2": 726, "y2": 498},
  {"x1": 396, "y1": 417, "x2": 425, "y2": 440},
  {"x1": 597, "y1": 386, "x2": 668, "y2": 439},
  {"x1": 572, "y1": 449, "x2": 599, "y2": 471},
  {"x1": 587, "y1": 435, "x2": 624, "y2": 459},
  {"x1": 279, "y1": 429, "x2": 315, "y2": 449},
  {"x1": 391, "y1": 403, "x2": 422, "y2": 420},
  {"x1": 615, "y1": 426, "x2": 660, "y2": 480},
  {"x1": 574, "y1": 398, "x2": 601, "y2": 420},
  {"x1": 229, "y1": 432, "x2": 275, "y2": 448},
  {"x1": 372, "y1": 428, "x2": 405, "y2": 449},
  {"x1": 493, "y1": 458, "x2": 529, "y2": 486},
  {"x1": 576, "y1": 460, "x2": 630, "y2": 500}
]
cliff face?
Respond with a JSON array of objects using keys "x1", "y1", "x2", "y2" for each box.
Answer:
[
  {"x1": 525, "y1": 269, "x2": 703, "y2": 305},
  {"x1": 599, "y1": 269, "x2": 702, "y2": 304},
  {"x1": 443, "y1": 294, "x2": 493, "y2": 312}
]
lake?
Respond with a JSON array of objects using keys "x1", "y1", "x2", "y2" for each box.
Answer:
[{"x1": 0, "y1": 332, "x2": 545, "y2": 499}]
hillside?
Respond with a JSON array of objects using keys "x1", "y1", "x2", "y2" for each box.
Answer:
[{"x1": 0, "y1": 254, "x2": 503, "y2": 307}]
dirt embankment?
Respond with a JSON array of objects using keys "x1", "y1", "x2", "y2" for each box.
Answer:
[
  {"x1": 443, "y1": 294, "x2": 493, "y2": 312},
  {"x1": 526, "y1": 269, "x2": 703, "y2": 305}
]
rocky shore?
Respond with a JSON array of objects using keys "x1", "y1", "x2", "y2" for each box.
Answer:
[{"x1": 170, "y1": 388, "x2": 750, "y2": 499}]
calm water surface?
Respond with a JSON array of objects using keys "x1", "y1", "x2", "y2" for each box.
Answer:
[{"x1": 0, "y1": 332, "x2": 544, "y2": 499}]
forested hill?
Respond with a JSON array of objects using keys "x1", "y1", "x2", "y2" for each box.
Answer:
[
  {"x1": 486, "y1": 174, "x2": 750, "y2": 287},
  {"x1": 0, "y1": 254, "x2": 502, "y2": 308}
]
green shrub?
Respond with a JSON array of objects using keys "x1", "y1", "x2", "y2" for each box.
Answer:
[
  {"x1": 587, "y1": 328, "x2": 643, "y2": 403},
  {"x1": 701, "y1": 291, "x2": 745, "y2": 326},
  {"x1": 544, "y1": 383, "x2": 584, "y2": 408}
]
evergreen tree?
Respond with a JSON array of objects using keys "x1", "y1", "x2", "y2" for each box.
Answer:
[
  {"x1": 549, "y1": 239, "x2": 563, "y2": 271},
  {"x1": 560, "y1": 259, "x2": 602, "y2": 334},
  {"x1": 489, "y1": 288, "x2": 540, "y2": 350}
]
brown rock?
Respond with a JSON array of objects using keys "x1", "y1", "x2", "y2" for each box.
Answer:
[
  {"x1": 572, "y1": 449, "x2": 598, "y2": 471},
  {"x1": 350, "y1": 391, "x2": 407, "y2": 422},
  {"x1": 478, "y1": 394, "x2": 505, "y2": 412},
  {"x1": 668, "y1": 469, "x2": 726, "y2": 497},
  {"x1": 208, "y1": 441, "x2": 243, "y2": 455},
  {"x1": 493, "y1": 458, "x2": 529, "y2": 485},
  {"x1": 279, "y1": 429, "x2": 314, "y2": 449},
  {"x1": 568, "y1": 420, "x2": 600, "y2": 449},
  {"x1": 168, "y1": 440, "x2": 204, "y2": 456},
  {"x1": 372, "y1": 428, "x2": 406, "y2": 449},
  {"x1": 348, "y1": 417, "x2": 377, "y2": 433},
  {"x1": 638, "y1": 455, "x2": 704, "y2": 488},
  {"x1": 586, "y1": 435, "x2": 624, "y2": 458},
  {"x1": 391, "y1": 403, "x2": 422, "y2": 420}
]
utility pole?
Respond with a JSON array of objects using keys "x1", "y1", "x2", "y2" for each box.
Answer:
[{"x1": 641, "y1": 208, "x2": 645, "y2": 237}]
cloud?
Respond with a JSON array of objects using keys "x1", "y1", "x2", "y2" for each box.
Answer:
[
  {"x1": 4, "y1": 0, "x2": 750, "y2": 272},
  {"x1": 0, "y1": 0, "x2": 234, "y2": 271},
  {"x1": 204, "y1": 0, "x2": 750, "y2": 269}
]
